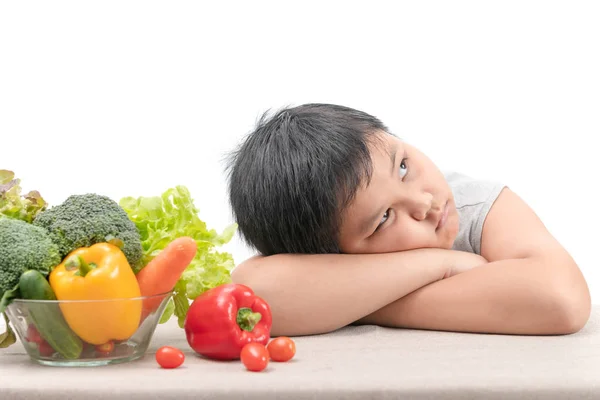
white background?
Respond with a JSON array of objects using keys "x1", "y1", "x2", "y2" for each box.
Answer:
[{"x1": 1, "y1": 1, "x2": 598, "y2": 302}]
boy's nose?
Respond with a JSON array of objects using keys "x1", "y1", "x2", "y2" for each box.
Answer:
[{"x1": 409, "y1": 192, "x2": 435, "y2": 221}]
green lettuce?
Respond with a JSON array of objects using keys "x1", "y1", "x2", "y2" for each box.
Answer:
[
  {"x1": 0, "y1": 170, "x2": 47, "y2": 348},
  {"x1": 119, "y1": 186, "x2": 237, "y2": 327},
  {"x1": 0, "y1": 170, "x2": 47, "y2": 223}
]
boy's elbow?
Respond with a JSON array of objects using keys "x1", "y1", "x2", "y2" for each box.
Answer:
[
  {"x1": 546, "y1": 261, "x2": 591, "y2": 335},
  {"x1": 230, "y1": 255, "x2": 279, "y2": 311},
  {"x1": 230, "y1": 264, "x2": 248, "y2": 285},
  {"x1": 552, "y1": 289, "x2": 591, "y2": 335},
  {"x1": 231, "y1": 255, "x2": 264, "y2": 286}
]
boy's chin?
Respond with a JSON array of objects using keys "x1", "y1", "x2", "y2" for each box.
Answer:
[{"x1": 436, "y1": 228, "x2": 459, "y2": 249}]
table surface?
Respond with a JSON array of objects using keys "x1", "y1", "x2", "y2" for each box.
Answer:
[{"x1": 2, "y1": 307, "x2": 600, "y2": 400}]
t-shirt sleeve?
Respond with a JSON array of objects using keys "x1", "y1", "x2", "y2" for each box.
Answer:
[
  {"x1": 445, "y1": 172, "x2": 506, "y2": 255},
  {"x1": 468, "y1": 183, "x2": 505, "y2": 255}
]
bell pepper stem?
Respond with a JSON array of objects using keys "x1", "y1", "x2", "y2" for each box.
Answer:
[
  {"x1": 237, "y1": 307, "x2": 262, "y2": 332},
  {"x1": 104, "y1": 235, "x2": 124, "y2": 249},
  {"x1": 64, "y1": 255, "x2": 95, "y2": 277}
]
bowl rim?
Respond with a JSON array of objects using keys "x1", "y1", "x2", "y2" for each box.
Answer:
[{"x1": 9, "y1": 290, "x2": 173, "y2": 304}]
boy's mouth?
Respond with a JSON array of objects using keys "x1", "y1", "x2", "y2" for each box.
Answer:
[{"x1": 436, "y1": 201, "x2": 449, "y2": 231}]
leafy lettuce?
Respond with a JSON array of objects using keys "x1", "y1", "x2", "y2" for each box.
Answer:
[
  {"x1": 119, "y1": 186, "x2": 237, "y2": 328},
  {"x1": 0, "y1": 170, "x2": 47, "y2": 348},
  {"x1": 0, "y1": 170, "x2": 47, "y2": 222}
]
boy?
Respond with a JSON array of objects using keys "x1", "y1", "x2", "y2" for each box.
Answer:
[{"x1": 225, "y1": 103, "x2": 590, "y2": 336}]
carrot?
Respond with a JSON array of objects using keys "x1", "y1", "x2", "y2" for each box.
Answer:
[{"x1": 136, "y1": 236, "x2": 198, "y2": 321}]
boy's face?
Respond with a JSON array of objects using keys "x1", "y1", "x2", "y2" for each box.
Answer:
[{"x1": 338, "y1": 132, "x2": 460, "y2": 254}]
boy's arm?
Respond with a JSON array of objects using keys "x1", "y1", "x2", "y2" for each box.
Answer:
[
  {"x1": 231, "y1": 248, "x2": 487, "y2": 336},
  {"x1": 355, "y1": 188, "x2": 591, "y2": 335}
]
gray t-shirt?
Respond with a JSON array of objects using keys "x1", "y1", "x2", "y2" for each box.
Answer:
[{"x1": 445, "y1": 171, "x2": 506, "y2": 255}]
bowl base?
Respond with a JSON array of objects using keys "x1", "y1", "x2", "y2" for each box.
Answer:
[{"x1": 33, "y1": 353, "x2": 145, "y2": 367}]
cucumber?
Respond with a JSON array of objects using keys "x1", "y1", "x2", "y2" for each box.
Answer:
[{"x1": 19, "y1": 270, "x2": 83, "y2": 359}]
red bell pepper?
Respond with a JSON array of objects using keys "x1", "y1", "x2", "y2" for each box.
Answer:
[{"x1": 184, "y1": 283, "x2": 272, "y2": 360}]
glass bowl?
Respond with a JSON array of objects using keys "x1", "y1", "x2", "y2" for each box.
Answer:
[{"x1": 4, "y1": 291, "x2": 172, "y2": 367}]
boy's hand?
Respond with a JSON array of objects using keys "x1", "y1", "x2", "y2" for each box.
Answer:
[{"x1": 444, "y1": 252, "x2": 488, "y2": 278}]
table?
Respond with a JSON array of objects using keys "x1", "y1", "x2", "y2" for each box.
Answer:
[{"x1": 2, "y1": 307, "x2": 600, "y2": 399}]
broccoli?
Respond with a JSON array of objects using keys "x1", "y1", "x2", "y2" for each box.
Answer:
[
  {"x1": 33, "y1": 193, "x2": 144, "y2": 272},
  {"x1": 0, "y1": 217, "x2": 61, "y2": 297}
]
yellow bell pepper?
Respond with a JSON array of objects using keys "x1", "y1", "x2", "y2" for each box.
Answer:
[{"x1": 49, "y1": 242, "x2": 142, "y2": 345}]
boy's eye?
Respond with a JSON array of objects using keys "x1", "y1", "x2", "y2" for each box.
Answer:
[
  {"x1": 377, "y1": 209, "x2": 390, "y2": 230},
  {"x1": 399, "y1": 158, "x2": 408, "y2": 178},
  {"x1": 374, "y1": 158, "x2": 408, "y2": 233}
]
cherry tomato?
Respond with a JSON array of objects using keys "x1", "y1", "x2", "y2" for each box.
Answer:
[
  {"x1": 156, "y1": 346, "x2": 185, "y2": 369},
  {"x1": 26, "y1": 324, "x2": 42, "y2": 344},
  {"x1": 240, "y1": 343, "x2": 269, "y2": 372},
  {"x1": 267, "y1": 336, "x2": 296, "y2": 362},
  {"x1": 38, "y1": 340, "x2": 55, "y2": 357},
  {"x1": 95, "y1": 341, "x2": 115, "y2": 356}
]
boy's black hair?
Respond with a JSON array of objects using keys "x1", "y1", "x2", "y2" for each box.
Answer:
[{"x1": 225, "y1": 103, "x2": 390, "y2": 256}]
